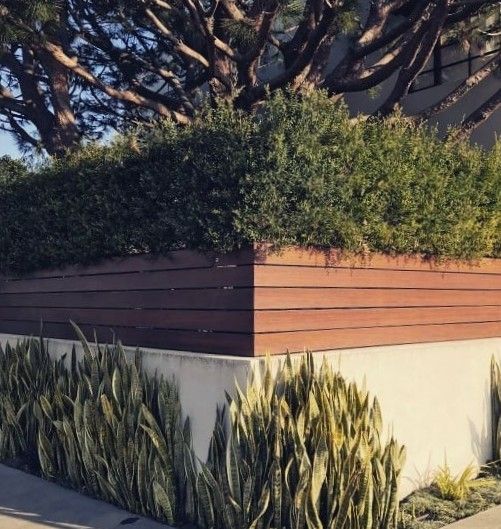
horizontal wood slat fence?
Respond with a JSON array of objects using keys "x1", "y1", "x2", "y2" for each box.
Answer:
[{"x1": 0, "y1": 246, "x2": 500, "y2": 356}]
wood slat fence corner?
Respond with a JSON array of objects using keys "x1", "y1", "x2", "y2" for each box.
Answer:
[{"x1": 0, "y1": 247, "x2": 499, "y2": 356}]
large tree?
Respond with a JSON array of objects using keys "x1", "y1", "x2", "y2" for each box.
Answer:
[{"x1": 0, "y1": 0, "x2": 500, "y2": 155}]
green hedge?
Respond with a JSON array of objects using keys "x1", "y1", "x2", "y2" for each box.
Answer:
[{"x1": 0, "y1": 91, "x2": 499, "y2": 274}]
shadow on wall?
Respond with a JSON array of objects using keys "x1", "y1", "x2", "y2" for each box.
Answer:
[{"x1": 468, "y1": 373, "x2": 492, "y2": 464}]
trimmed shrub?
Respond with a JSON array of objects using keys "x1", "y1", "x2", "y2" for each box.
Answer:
[{"x1": 0, "y1": 91, "x2": 499, "y2": 275}]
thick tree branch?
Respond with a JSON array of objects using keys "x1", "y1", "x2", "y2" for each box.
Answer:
[
  {"x1": 42, "y1": 41, "x2": 191, "y2": 123},
  {"x1": 38, "y1": 50, "x2": 81, "y2": 151},
  {"x1": 354, "y1": 0, "x2": 429, "y2": 59},
  {"x1": 242, "y1": 4, "x2": 337, "y2": 105},
  {"x1": 356, "y1": 0, "x2": 410, "y2": 49},
  {"x1": 74, "y1": 19, "x2": 195, "y2": 114},
  {"x1": 377, "y1": 0, "x2": 448, "y2": 115},
  {"x1": 1, "y1": 0, "x2": 499, "y2": 154},
  {"x1": 420, "y1": 52, "x2": 501, "y2": 118},
  {"x1": 324, "y1": 29, "x2": 422, "y2": 92},
  {"x1": 4, "y1": 111, "x2": 39, "y2": 148},
  {"x1": 0, "y1": 84, "x2": 28, "y2": 116},
  {"x1": 457, "y1": 87, "x2": 501, "y2": 138},
  {"x1": 143, "y1": 7, "x2": 211, "y2": 67}
]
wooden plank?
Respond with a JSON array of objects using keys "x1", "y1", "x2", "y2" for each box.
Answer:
[
  {"x1": 0, "y1": 288, "x2": 253, "y2": 310},
  {"x1": 254, "y1": 288, "x2": 501, "y2": 309},
  {"x1": 255, "y1": 306, "x2": 501, "y2": 332},
  {"x1": 254, "y1": 265, "x2": 501, "y2": 290},
  {"x1": 254, "y1": 321, "x2": 501, "y2": 355},
  {"x1": 3, "y1": 287, "x2": 484, "y2": 312},
  {"x1": 254, "y1": 245, "x2": 501, "y2": 274},
  {"x1": 0, "y1": 307, "x2": 253, "y2": 333},
  {"x1": 0, "y1": 320, "x2": 253, "y2": 356},
  {"x1": 20, "y1": 262, "x2": 500, "y2": 296},
  {"x1": 7, "y1": 246, "x2": 501, "y2": 280},
  {"x1": 4, "y1": 248, "x2": 255, "y2": 280},
  {"x1": 0, "y1": 265, "x2": 253, "y2": 294}
]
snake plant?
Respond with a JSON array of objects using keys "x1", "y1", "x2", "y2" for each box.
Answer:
[
  {"x1": 491, "y1": 357, "x2": 501, "y2": 462},
  {"x1": 0, "y1": 332, "x2": 405, "y2": 529},
  {"x1": 0, "y1": 327, "x2": 190, "y2": 525},
  {"x1": 196, "y1": 353, "x2": 406, "y2": 529},
  {"x1": 0, "y1": 337, "x2": 68, "y2": 464}
]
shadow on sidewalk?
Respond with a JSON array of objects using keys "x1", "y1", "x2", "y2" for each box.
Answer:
[{"x1": 0, "y1": 464, "x2": 164, "y2": 529}]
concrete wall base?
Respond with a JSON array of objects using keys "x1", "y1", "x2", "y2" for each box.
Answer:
[{"x1": 1, "y1": 333, "x2": 500, "y2": 498}]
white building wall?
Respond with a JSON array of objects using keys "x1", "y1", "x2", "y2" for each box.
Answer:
[{"x1": 344, "y1": 72, "x2": 500, "y2": 148}]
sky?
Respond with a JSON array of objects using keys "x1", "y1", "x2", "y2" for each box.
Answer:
[{"x1": 0, "y1": 133, "x2": 20, "y2": 158}]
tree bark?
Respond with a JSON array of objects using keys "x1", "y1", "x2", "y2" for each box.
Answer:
[
  {"x1": 39, "y1": 51, "x2": 81, "y2": 154},
  {"x1": 377, "y1": 0, "x2": 448, "y2": 115},
  {"x1": 1, "y1": 0, "x2": 499, "y2": 152},
  {"x1": 420, "y1": 53, "x2": 501, "y2": 119},
  {"x1": 457, "y1": 88, "x2": 501, "y2": 139}
]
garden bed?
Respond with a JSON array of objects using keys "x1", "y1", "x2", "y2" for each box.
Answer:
[{"x1": 399, "y1": 465, "x2": 501, "y2": 529}]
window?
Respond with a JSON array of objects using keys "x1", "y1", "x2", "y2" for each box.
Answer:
[{"x1": 411, "y1": 8, "x2": 500, "y2": 93}]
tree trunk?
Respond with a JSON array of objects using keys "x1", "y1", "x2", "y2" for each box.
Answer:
[{"x1": 39, "y1": 51, "x2": 81, "y2": 155}]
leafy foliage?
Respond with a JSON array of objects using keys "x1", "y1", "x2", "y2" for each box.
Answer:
[
  {"x1": 0, "y1": 92, "x2": 499, "y2": 275},
  {"x1": 0, "y1": 329, "x2": 190, "y2": 524},
  {"x1": 196, "y1": 353, "x2": 406, "y2": 529},
  {"x1": 491, "y1": 357, "x2": 501, "y2": 462},
  {"x1": 432, "y1": 463, "x2": 479, "y2": 501}
]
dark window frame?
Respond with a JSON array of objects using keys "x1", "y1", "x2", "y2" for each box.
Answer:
[{"x1": 410, "y1": 41, "x2": 500, "y2": 93}]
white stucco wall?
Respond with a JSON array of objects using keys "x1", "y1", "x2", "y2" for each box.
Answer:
[
  {"x1": 344, "y1": 72, "x2": 501, "y2": 149},
  {"x1": 1, "y1": 332, "x2": 500, "y2": 497}
]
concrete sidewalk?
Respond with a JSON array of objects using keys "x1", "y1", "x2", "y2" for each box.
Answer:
[
  {"x1": 0, "y1": 464, "x2": 167, "y2": 528},
  {"x1": 445, "y1": 505, "x2": 501, "y2": 528}
]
